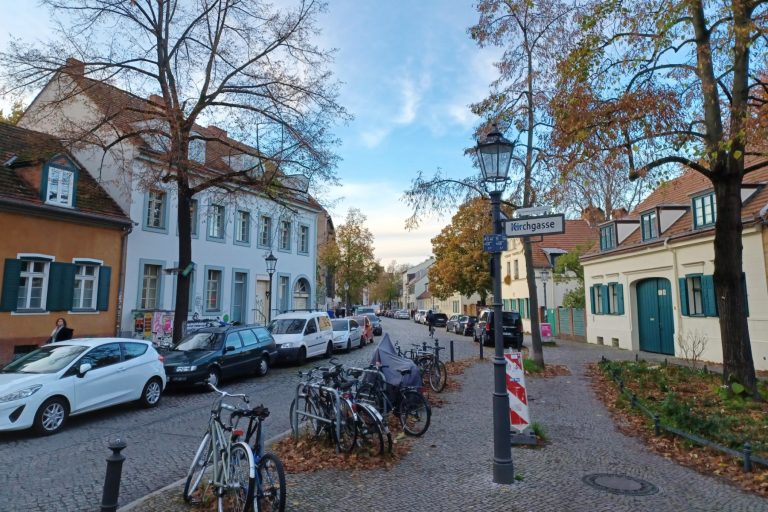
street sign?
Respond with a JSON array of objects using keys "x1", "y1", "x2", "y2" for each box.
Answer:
[
  {"x1": 504, "y1": 214, "x2": 565, "y2": 237},
  {"x1": 483, "y1": 234, "x2": 508, "y2": 253},
  {"x1": 515, "y1": 206, "x2": 550, "y2": 217}
]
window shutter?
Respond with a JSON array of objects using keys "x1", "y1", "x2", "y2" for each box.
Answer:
[
  {"x1": 702, "y1": 274, "x2": 717, "y2": 317},
  {"x1": 97, "y1": 266, "x2": 112, "y2": 311},
  {"x1": 0, "y1": 259, "x2": 23, "y2": 312},
  {"x1": 600, "y1": 285, "x2": 609, "y2": 314},
  {"x1": 47, "y1": 262, "x2": 76, "y2": 311},
  {"x1": 617, "y1": 284, "x2": 625, "y2": 315},
  {"x1": 589, "y1": 285, "x2": 596, "y2": 314},
  {"x1": 678, "y1": 278, "x2": 689, "y2": 316}
]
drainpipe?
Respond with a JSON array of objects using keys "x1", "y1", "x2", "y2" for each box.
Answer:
[{"x1": 115, "y1": 224, "x2": 133, "y2": 336}]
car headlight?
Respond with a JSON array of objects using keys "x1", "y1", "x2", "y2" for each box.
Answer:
[
  {"x1": 334, "y1": 335, "x2": 345, "y2": 341},
  {"x1": 280, "y1": 342, "x2": 294, "y2": 348},
  {"x1": 175, "y1": 366, "x2": 197, "y2": 372},
  {"x1": 0, "y1": 384, "x2": 42, "y2": 403}
]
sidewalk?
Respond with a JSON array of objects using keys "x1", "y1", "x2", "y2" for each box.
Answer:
[{"x1": 121, "y1": 339, "x2": 768, "y2": 512}]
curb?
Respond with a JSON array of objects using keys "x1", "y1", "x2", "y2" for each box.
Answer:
[{"x1": 117, "y1": 428, "x2": 293, "y2": 511}]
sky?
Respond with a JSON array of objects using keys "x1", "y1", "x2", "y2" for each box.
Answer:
[{"x1": 0, "y1": 0, "x2": 501, "y2": 267}]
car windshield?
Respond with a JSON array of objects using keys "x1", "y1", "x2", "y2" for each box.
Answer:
[
  {"x1": 501, "y1": 312, "x2": 519, "y2": 322},
  {"x1": 435, "y1": 314, "x2": 447, "y2": 320},
  {"x1": 1, "y1": 344, "x2": 88, "y2": 374},
  {"x1": 269, "y1": 319, "x2": 306, "y2": 334},
  {"x1": 174, "y1": 332, "x2": 221, "y2": 351},
  {"x1": 331, "y1": 320, "x2": 348, "y2": 331},
  {"x1": 364, "y1": 314, "x2": 379, "y2": 322}
]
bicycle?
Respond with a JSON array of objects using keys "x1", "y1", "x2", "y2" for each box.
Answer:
[
  {"x1": 183, "y1": 384, "x2": 256, "y2": 512},
  {"x1": 230, "y1": 402, "x2": 286, "y2": 512},
  {"x1": 414, "y1": 340, "x2": 448, "y2": 393}
]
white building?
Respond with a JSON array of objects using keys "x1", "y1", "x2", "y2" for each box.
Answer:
[{"x1": 402, "y1": 257, "x2": 434, "y2": 312}]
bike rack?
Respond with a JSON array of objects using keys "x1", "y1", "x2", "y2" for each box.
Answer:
[{"x1": 292, "y1": 382, "x2": 344, "y2": 453}]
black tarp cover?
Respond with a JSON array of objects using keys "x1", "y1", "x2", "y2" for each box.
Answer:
[{"x1": 368, "y1": 334, "x2": 422, "y2": 388}]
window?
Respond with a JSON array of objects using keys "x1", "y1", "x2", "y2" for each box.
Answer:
[
  {"x1": 208, "y1": 204, "x2": 225, "y2": 240},
  {"x1": 506, "y1": 262, "x2": 511, "y2": 278},
  {"x1": 279, "y1": 275, "x2": 289, "y2": 311},
  {"x1": 259, "y1": 215, "x2": 272, "y2": 247},
  {"x1": 607, "y1": 283, "x2": 619, "y2": 314},
  {"x1": 17, "y1": 260, "x2": 48, "y2": 310},
  {"x1": 299, "y1": 225, "x2": 310, "y2": 254},
  {"x1": 600, "y1": 225, "x2": 616, "y2": 250},
  {"x1": 305, "y1": 319, "x2": 317, "y2": 334},
  {"x1": 72, "y1": 263, "x2": 99, "y2": 310},
  {"x1": 225, "y1": 332, "x2": 241, "y2": 351},
  {"x1": 279, "y1": 220, "x2": 291, "y2": 251},
  {"x1": 513, "y1": 260, "x2": 519, "y2": 279},
  {"x1": 122, "y1": 342, "x2": 148, "y2": 360},
  {"x1": 693, "y1": 193, "x2": 716, "y2": 228},
  {"x1": 235, "y1": 211, "x2": 250, "y2": 244},
  {"x1": 206, "y1": 268, "x2": 222, "y2": 311},
  {"x1": 641, "y1": 211, "x2": 658, "y2": 241},
  {"x1": 239, "y1": 329, "x2": 259, "y2": 347},
  {"x1": 140, "y1": 264, "x2": 162, "y2": 309},
  {"x1": 79, "y1": 343, "x2": 122, "y2": 370},
  {"x1": 188, "y1": 136, "x2": 206, "y2": 164},
  {"x1": 46, "y1": 166, "x2": 75, "y2": 207},
  {"x1": 679, "y1": 274, "x2": 717, "y2": 317},
  {"x1": 190, "y1": 199, "x2": 199, "y2": 237},
  {"x1": 145, "y1": 190, "x2": 167, "y2": 231},
  {"x1": 591, "y1": 283, "x2": 625, "y2": 315},
  {"x1": 591, "y1": 285, "x2": 604, "y2": 314}
]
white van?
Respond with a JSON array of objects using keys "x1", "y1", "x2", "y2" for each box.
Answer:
[{"x1": 268, "y1": 311, "x2": 334, "y2": 365}]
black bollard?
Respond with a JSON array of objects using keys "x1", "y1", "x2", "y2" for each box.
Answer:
[
  {"x1": 450, "y1": 339, "x2": 454, "y2": 363},
  {"x1": 479, "y1": 338, "x2": 484, "y2": 360},
  {"x1": 101, "y1": 438, "x2": 127, "y2": 512},
  {"x1": 743, "y1": 442, "x2": 753, "y2": 473},
  {"x1": 653, "y1": 415, "x2": 661, "y2": 436}
]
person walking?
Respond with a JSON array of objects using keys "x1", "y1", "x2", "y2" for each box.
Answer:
[{"x1": 46, "y1": 317, "x2": 74, "y2": 344}]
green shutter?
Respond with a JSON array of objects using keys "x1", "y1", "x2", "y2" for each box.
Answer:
[
  {"x1": 600, "y1": 285, "x2": 609, "y2": 315},
  {"x1": 742, "y1": 272, "x2": 749, "y2": 318},
  {"x1": 97, "y1": 266, "x2": 112, "y2": 311},
  {"x1": 617, "y1": 284, "x2": 625, "y2": 315},
  {"x1": 678, "y1": 278, "x2": 689, "y2": 316},
  {"x1": 47, "y1": 262, "x2": 77, "y2": 311},
  {"x1": 702, "y1": 274, "x2": 717, "y2": 317},
  {"x1": 0, "y1": 259, "x2": 23, "y2": 312},
  {"x1": 590, "y1": 285, "x2": 596, "y2": 314}
]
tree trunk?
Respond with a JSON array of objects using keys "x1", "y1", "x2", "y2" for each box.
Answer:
[
  {"x1": 524, "y1": 239, "x2": 544, "y2": 366},
  {"x1": 172, "y1": 181, "x2": 193, "y2": 343},
  {"x1": 712, "y1": 170, "x2": 757, "y2": 396}
]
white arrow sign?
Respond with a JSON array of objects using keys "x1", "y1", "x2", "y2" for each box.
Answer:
[
  {"x1": 515, "y1": 206, "x2": 550, "y2": 217},
  {"x1": 504, "y1": 214, "x2": 565, "y2": 237}
]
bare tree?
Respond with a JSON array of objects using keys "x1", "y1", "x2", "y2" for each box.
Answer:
[{"x1": 1, "y1": 0, "x2": 349, "y2": 341}]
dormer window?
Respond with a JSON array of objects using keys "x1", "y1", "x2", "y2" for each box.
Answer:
[
  {"x1": 599, "y1": 225, "x2": 616, "y2": 251},
  {"x1": 641, "y1": 211, "x2": 658, "y2": 241},
  {"x1": 46, "y1": 166, "x2": 75, "y2": 207},
  {"x1": 189, "y1": 135, "x2": 206, "y2": 164},
  {"x1": 693, "y1": 192, "x2": 716, "y2": 228}
]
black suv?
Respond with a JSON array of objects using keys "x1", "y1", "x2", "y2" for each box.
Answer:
[
  {"x1": 163, "y1": 324, "x2": 277, "y2": 389},
  {"x1": 473, "y1": 309, "x2": 524, "y2": 349},
  {"x1": 432, "y1": 313, "x2": 448, "y2": 328}
]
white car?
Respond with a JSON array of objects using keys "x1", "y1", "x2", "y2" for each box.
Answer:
[
  {"x1": 331, "y1": 318, "x2": 363, "y2": 352},
  {"x1": 0, "y1": 338, "x2": 166, "y2": 435},
  {"x1": 394, "y1": 309, "x2": 410, "y2": 320},
  {"x1": 268, "y1": 311, "x2": 334, "y2": 365}
]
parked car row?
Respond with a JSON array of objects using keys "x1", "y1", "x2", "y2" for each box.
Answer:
[
  {"x1": 0, "y1": 309, "x2": 390, "y2": 437},
  {"x1": 446, "y1": 315, "x2": 477, "y2": 336}
]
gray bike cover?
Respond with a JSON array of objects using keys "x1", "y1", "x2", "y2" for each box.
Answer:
[{"x1": 368, "y1": 334, "x2": 422, "y2": 388}]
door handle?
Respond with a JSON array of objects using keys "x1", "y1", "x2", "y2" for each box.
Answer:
[{"x1": 118, "y1": 366, "x2": 127, "y2": 372}]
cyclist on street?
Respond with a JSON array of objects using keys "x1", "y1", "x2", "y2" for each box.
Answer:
[{"x1": 426, "y1": 309, "x2": 435, "y2": 336}]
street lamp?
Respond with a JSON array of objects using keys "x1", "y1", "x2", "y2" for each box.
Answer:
[
  {"x1": 344, "y1": 281, "x2": 350, "y2": 318},
  {"x1": 476, "y1": 123, "x2": 515, "y2": 485},
  {"x1": 265, "y1": 251, "x2": 277, "y2": 323}
]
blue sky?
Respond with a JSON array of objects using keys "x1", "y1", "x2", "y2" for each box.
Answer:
[{"x1": 0, "y1": 0, "x2": 500, "y2": 267}]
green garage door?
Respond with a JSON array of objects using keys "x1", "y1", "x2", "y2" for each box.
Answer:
[{"x1": 636, "y1": 278, "x2": 675, "y2": 355}]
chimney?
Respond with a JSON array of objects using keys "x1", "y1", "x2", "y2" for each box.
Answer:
[
  {"x1": 206, "y1": 125, "x2": 228, "y2": 139},
  {"x1": 148, "y1": 94, "x2": 165, "y2": 108},
  {"x1": 611, "y1": 208, "x2": 629, "y2": 220},
  {"x1": 581, "y1": 206, "x2": 606, "y2": 226},
  {"x1": 64, "y1": 58, "x2": 85, "y2": 76}
]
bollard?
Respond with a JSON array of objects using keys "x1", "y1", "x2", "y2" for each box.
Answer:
[
  {"x1": 450, "y1": 339, "x2": 454, "y2": 363},
  {"x1": 101, "y1": 438, "x2": 127, "y2": 512},
  {"x1": 743, "y1": 442, "x2": 753, "y2": 473},
  {"x1": 630, "y1": 392, "x2": 637, "y2": 409},
  {"x1": 479, "y1": 338, "x2": 484, "y2": 360},
  {"x1": 653, "y1": 415, "x2": 661, "y2": 436}
]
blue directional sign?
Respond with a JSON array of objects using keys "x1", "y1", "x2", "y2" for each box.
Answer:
[{"x1": 483, "y1": 234, "x2": 508, "y2": 253}]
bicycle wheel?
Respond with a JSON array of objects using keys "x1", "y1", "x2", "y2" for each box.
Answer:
[
  {"x1": 354, "y1": 403, "x2": 385, "y2": 456},
  {"x1": 428, "y1": 360, "x2": 448, "y2": 393},
  {"x1": 289, "y1": 396, "x2": 315, "y2": 436},
  {"x1": 334, "y1": 398, "x2": 357, "y2": 453},
  {"x1": 183, "y1": 432, "x2": 213, "y2": 503},
  {"x1": 219, "y1": 441, "x2": 255, "y2": 512},
  {"x1": 256, "y1": 453, "x2": 286, "y2": 512},
  {"x1": 399, "y1": 390, "x2": 431, "y2": 437}
]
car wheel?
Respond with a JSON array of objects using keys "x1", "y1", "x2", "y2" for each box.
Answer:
[
  {"x1": 34, "y1": 397, "x2": 68, "y2": 436},
  {"x1": 207, "y1": 368, "x2": 221, "y2": 389},
  {"x1": 324, "y1": 341, "x2": 333, "y2": 359},
  {"x1": 346, "y1": 339, "x2": 352, "y2": 353},
  {"x1": 358, "y1": 336, "x2": 364, "y2": 349},
  {"x1": 256, "y1": 356, "x2": 269, "y2": 377},
  {"x1": 139, "y1": 377, "x2": 163, "y2": 408},
  {"x1": 296, "y1": 346, "x2": 307, "y2": 366}
]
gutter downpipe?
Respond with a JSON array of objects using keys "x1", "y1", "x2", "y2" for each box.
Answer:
[{"x1": 115, "y1": 224, "x2": 133, "y2": 336}]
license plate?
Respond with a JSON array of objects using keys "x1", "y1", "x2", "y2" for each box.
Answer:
[{"x1": 171, "y1": 376, "x2": 187, "y2": 382}]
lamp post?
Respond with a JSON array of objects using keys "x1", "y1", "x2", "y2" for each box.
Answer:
[
  {"x1": 540, "y1": 269, "x2": 550, "y2": 313},
  {"x1": 476, "y1": 123, "x2": 515, "y2": 484},
  {"x1": 344, "y1": 281, "x2": 350, "y2": 317},
  {"x1": 265, "y1": 251, "x2": 277, "y2": 323}
]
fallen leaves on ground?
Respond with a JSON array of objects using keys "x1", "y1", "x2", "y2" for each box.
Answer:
[
  {"x1": 528, "y1": 364, "x2": 571, "y2": 378},
  {"x1": 586, "y1": 363, "x2": 768, "y2": 498}
]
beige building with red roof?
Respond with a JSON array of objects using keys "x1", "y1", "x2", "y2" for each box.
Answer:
[
  {"x1": 581, "y1": 168, "x2": 768, "y2": 370},
  {"x1": 501, "y1": 219, "x2": 597, "y2": 333}
]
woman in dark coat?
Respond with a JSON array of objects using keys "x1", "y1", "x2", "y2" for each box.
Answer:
[{"x1": 47, "y1": 317, "x2": 74, "y2": 343}]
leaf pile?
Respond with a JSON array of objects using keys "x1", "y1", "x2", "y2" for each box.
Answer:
[{"x1": 587, "y1": 363, "x2": 768, "y2": 498}]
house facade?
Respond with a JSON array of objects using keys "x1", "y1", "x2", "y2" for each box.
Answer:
[
  {"x1": 431, "y1": 290, "x2": 483, "y2": 317},
  {"x1": 582, "y1": 168, "x2": 768, "y2": 370},
  {"x1": 501, "y1": 219, "x2": 597, "y2": 333},
  {"x1": 0, "y1": 124, "x2": 131, "y2": 362},
  {"x1": 402, "y1": 257, "x2": 434, "y2": 312},
  {"x1": 19, "y1": 60, "x2": 322, "y2": 343}
]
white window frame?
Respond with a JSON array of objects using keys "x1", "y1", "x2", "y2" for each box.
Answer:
[
  {"x1": 299, "y1": 224, "x2": 310, "y2": 254},
  {"x1": 188, "y1": 135, "x2": 206, "y2": 164},
  {"x1": 236, "y1": 210, "x2": 250, "y2": 244},
  {"x1": 279, "y1": 220, "x2": 291, "y2": 251},
  {"x1": 46, "y1": 166, "x2": 75, "y2": 207},
  {"x1": 259, "y1": 215, "x2": 272, "y2": 247},
  {"x1": 140, "y1": 263, "x2": 162, "y2": 309},
  {"x1": 206, "y1": 268, "x2": 223, "y2": 311},
  {"x1": 146, "y1": 190, "x2": 166, "y2": 229},
  {"x1": 72, "y1": 259, "x2": 101, "y2": 311},
  {"x1": 686, "y1": 275, "x2": 704, "y2": 316},
  {"x1": 208, "y1": 204, "x2": 225, "y2": 240},
  {"x1": 17, "y1": 258, "x2": 51, "y2": 311}
]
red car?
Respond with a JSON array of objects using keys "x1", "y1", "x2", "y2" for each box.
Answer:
[{"x1": 352, "y1": 315, "x2": 374, "y2": 344}]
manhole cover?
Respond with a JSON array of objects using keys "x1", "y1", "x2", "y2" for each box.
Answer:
[{"x1": 582, "y1": 473, "x2": 659, "y2": 496}]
